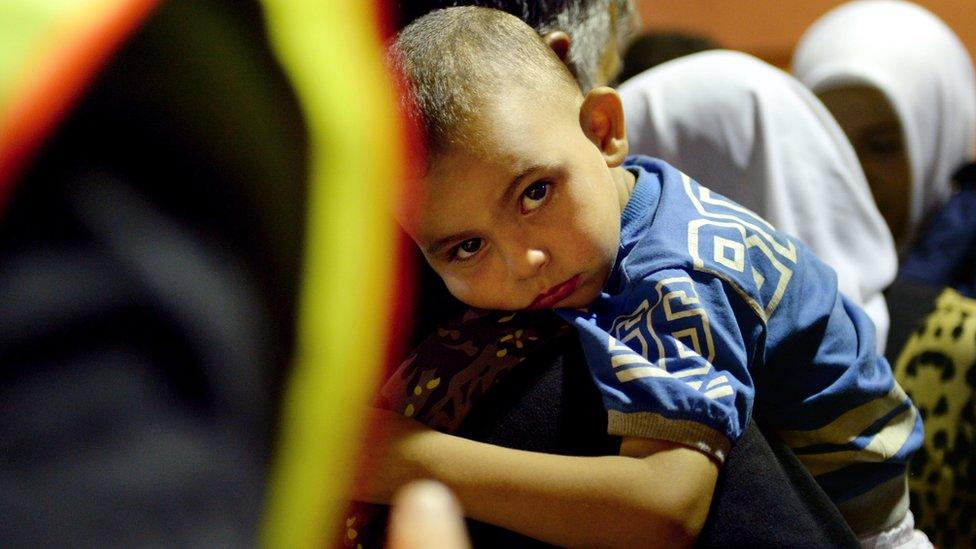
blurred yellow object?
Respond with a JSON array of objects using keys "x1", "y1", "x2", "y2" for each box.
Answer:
[
  {"x1": 0, "y1": 0, "x2": 157, "y2": 208},
  {"x1": 260, "y1": 0, "x2": 405, "y2": 547},
  {"x1": 0, "y1": 0, "x2": 90, "y2": 108}
]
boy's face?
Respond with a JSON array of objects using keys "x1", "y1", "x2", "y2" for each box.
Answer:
[{"x1": 405, "y1": 88, "x2": 629, "y2": 311}]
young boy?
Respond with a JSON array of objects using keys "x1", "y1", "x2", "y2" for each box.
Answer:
[{"x1": 369, "y1": 6, "x2": 923, "y2": 546}]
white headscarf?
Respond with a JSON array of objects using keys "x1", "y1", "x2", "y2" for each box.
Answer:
[
  {"x1": 620, "y1": 49, "x2": 897, "y2": 351},
  {"x1": 792, "y1": 0, "x2": 976, "y2": 247}
]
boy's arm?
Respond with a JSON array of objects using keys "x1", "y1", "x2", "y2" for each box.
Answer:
[{"x1": 355, "y1": 408, "x2": 718, "y2": 548}]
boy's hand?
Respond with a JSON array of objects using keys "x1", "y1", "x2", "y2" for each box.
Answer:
[{"x1": 352, "y1": 407, "x2": 441, "y2": 504}]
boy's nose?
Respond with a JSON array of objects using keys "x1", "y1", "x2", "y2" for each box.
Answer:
[{"x1": 506, "y1": 246, "x2": 549, "y2": 281}]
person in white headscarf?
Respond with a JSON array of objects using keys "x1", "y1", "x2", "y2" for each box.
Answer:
[
  {"x1": 619, "y1": 49, "x2": 897, "y2": 353},
  {"x1": 792, "y1": 0, "x2": 976, "y2": 255}
]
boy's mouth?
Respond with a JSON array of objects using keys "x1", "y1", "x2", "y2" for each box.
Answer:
[{"x1": 527, "y1": 275, "x2": 581, "y2": 310}]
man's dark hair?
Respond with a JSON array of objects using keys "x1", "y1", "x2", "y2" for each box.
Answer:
[
  {"x1": 618, "y1": 31, "x2": 719, "y2": 83},
  {"x1": 398, "y1": 0, "x2": 578, "y2": 31}
]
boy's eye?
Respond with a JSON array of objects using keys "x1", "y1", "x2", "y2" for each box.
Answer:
[
  {"x1": 521, "y1": 181, "x2": 550, "y2": 212},
  {"x1": 452, "y1": 238, "x2": 483, "y2": 261}
]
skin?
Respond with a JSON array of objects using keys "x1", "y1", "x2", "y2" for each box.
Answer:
[
  {"x1": 817, "y1": 85, "x2": 912, "y2": 247},
  {"x1": 388, "y1": 481, "x2": 471, "y2": 549},
  {"x1": 544, "y1": 0, "x2": 633, "y2": 90},
  {"x1": 376, "y1": 79, "x2": 718, "y2": 547},
  {"x1": 598, "y1": 0, "x2": 626, "y2": 86},
  {"x1": 544, "y1": 30, "x2": 622, "y2": 89},
  {"x1": 358, "y1": 408, "x2": 717, "y2": 548},
  {"x1": 408, "y1": 85, "x2": 634, "y2": 311}
]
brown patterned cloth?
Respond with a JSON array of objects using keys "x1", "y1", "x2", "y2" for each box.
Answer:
[{"x1": 342, "y1": 308, "x2": 571, "y2": 548}]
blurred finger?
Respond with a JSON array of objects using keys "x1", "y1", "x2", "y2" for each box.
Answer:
[{"x1": 388, "y1": 480, "x2": 470, "y2": 549}]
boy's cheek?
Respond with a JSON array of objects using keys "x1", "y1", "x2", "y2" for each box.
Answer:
[
  {"x1": 442, "y1": 274, "x2": 474, "y2": 303},
  {"x1": 443, "y1": 273, "x2": 502, "y2": 310},
  {"x1": 434, "y1": 267, "x2": 467, "y2": 301}
]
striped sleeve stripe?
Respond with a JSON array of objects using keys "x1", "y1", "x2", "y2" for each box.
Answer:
[
  {"x1": 777, "y1": 383, "x2": 906, "y2": 448},
  {"x1": 791, "y1": 404, "x2": 918, "y2": 477}
]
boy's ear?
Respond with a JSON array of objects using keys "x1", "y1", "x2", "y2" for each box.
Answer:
[
  {"x1": 543, "y1": 31, "x2": 570, "y2": 63},
  {"x1": 579, "y1": 86, "x2": 629, "y2": 167}
]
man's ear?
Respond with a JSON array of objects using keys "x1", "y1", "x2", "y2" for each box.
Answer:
[
  {"x1": 543, "y1": 31, "x2": 570, "y2": 63},
  {"x1": 580, "y1": 86, "x2": 629, "y2": 167}
]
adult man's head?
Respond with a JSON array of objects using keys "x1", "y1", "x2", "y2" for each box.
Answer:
[{"x1": 396, "y1": 0, "x2": 638, "y2": 91}]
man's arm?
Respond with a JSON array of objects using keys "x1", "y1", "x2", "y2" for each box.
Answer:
[{"x1": 355, "y1": 408, "x2": 718, "y2": 548}]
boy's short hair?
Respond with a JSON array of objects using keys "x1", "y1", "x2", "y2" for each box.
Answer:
[
  {"x1": 391, "y1": 6, "x2": 580, "y2": 159},
  {"x1": 396, "y1": 0, "x2": 637, "y2": 91}
]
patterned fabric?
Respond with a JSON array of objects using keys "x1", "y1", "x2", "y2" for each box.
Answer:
[
  {"x1": 378, "y1": 309, "x2": 570, "y2": 431},
  {"x1": 562, "y1": 156, "x2": 920, "y2": 535},
  {"x1": 344, "y1": 309, "x2": 570, "y2": 548},
  {"x1": 892, "y1": 288, "x2": 976, "y2": 548}
]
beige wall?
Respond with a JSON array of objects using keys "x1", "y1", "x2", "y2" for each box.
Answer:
[{"x1": 636, "y1": 0, "x2": 976, "y2": 69}]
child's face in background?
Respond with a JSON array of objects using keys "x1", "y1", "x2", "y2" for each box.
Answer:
[
  {"x1": 817, "y1": 85, "x2": 911, "y2": 246},
  {"x1": 406, "y1": 88, "x2": 628, "y2": 311}
]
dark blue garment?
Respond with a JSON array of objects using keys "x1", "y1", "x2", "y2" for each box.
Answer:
[{"x1": 900, "y1": 162, "x2": 976, "y2": 297}]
